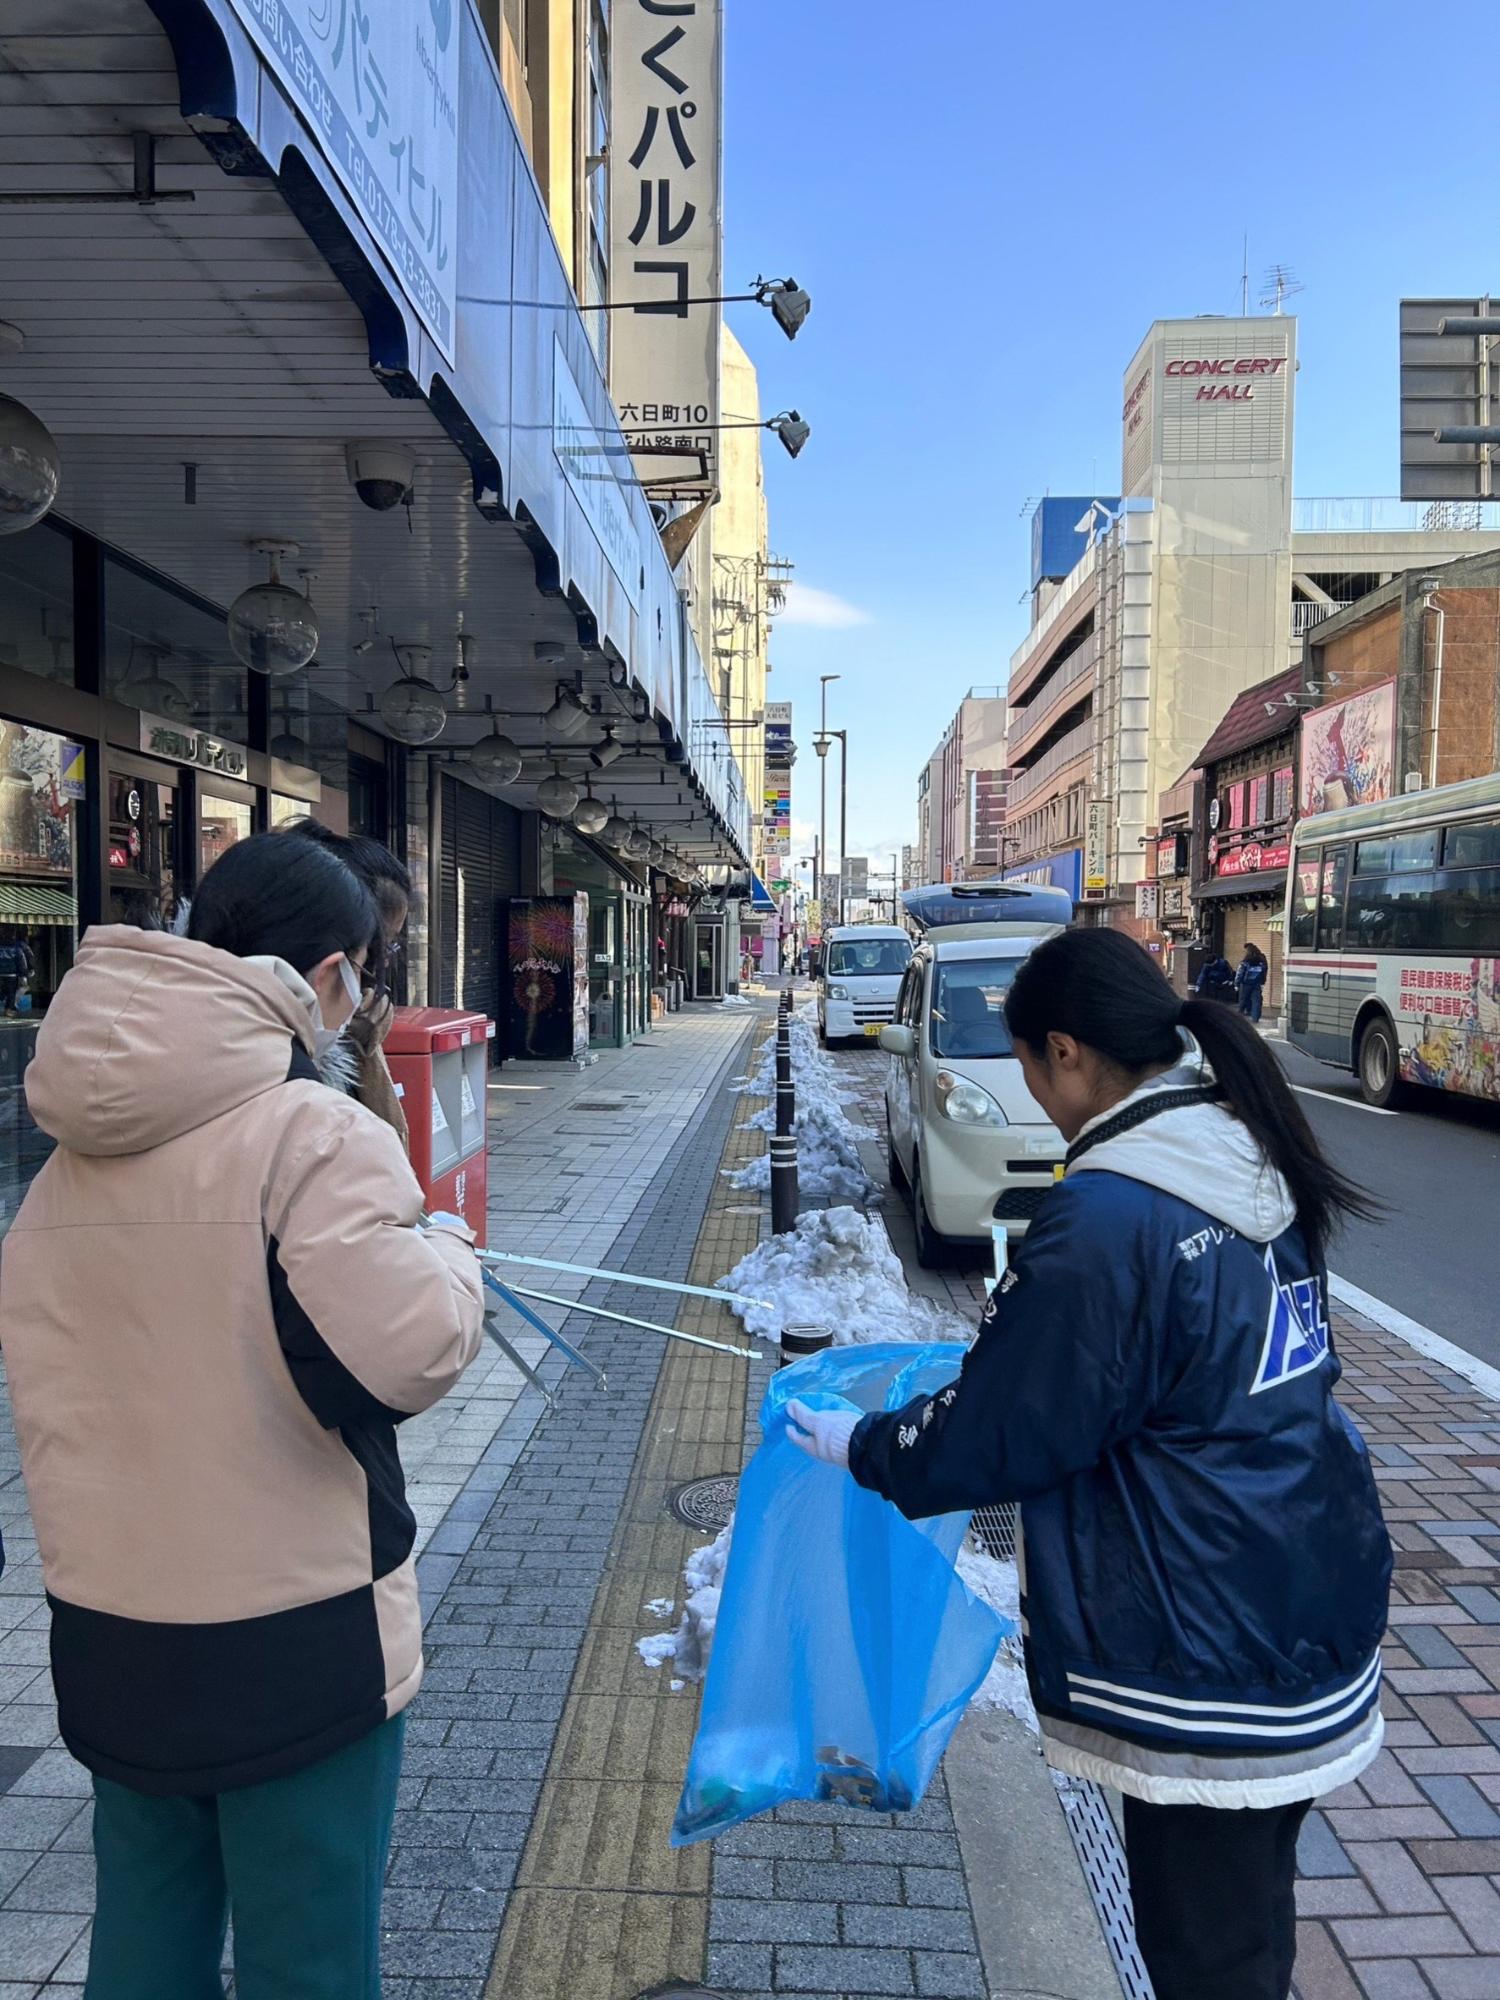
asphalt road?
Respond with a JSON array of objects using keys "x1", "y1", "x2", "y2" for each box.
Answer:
[{"x1": 1268, "y1": 1033, "x2": 1500, "y2": 1366}]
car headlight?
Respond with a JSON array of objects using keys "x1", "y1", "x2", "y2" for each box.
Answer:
[
  {"x1": 827, "y1": 983, "x2": 849, "y2": 1000},
  {"x1": 935, "y1": 1071, "x2": 1008, "y2": 1127}
]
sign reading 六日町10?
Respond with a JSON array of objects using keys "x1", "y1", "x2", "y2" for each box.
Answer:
[{"x1": 228, "y1": 0, "x2": 459, "y2": 362}]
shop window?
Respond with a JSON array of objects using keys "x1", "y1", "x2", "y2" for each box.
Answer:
[
  {"x1": 104, "y1": 558, "x2": 246, "y2": 745},
  {"x1": 272, "y1": 683, "x2": 352, "y2": 824},
  {"x1": 199, "y1": 794, "x2": 252, "y2": 882},
  {"x1": 0, "y1": 715, "x2": 81, "y2": 1235},
  {"x1": 108, "y1": 774, "x2": 178, "y2": 927},
  {"x1": 0, "y1": 521, "x2": 74, "y2": 687},
  {"x1": 1272, "y1": 765, "x2": 1294, "y2": 822}
]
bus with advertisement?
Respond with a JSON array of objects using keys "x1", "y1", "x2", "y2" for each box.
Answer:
[{"x1": 1283, "y1": 774, "x2": 1500, "y2": 1108}]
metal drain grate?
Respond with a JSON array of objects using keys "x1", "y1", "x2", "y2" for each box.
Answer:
[
  {"x1": 1051, "y1": 1771, "x2": 1155, "y2": 1999},
  {"x1": 971, "y1": 1499, "x2": 1017, "y2": 1561},
  {"x1": 667, "y1": 1474, "x2": 738, "y2": 1531},
  {"x1": 572, "y1": 1098, "x2": 628, "y2": 1112}
]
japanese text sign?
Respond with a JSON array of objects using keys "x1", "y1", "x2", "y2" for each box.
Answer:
[
  {"x1": 229, "y1": 0, "x2": 459, "y2": 360},
  {"x1": 609, "y1": 0, "x2": 724, "y2": 483}
]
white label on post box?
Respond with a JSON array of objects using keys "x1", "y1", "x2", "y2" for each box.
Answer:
[
  {"x1": 432, "y1": 1095, "x2": 452, "y2": 1144},
  {"x1": 460, "y1": 1073, "x2": 478, "y2": 1120}
]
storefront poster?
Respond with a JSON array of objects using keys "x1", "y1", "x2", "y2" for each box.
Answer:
[
  {"x1": 504, "y1": 895, "x2": 589, "y2": 1061},
  {"x1": 0, "y1": 720, "x2": 75, "y2": 877},
  {"x1": 1299, "y1": 682, "x2": 1395, "y2": 818},
  {"x1": 1395, "y1": 958, "x2": 1500, "y2": 1102},
  {"x1": 1215, "y1": 840, "x2": 1291, "y2": 878}
]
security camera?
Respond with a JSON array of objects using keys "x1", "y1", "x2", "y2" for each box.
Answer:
[{"x1": 345, "y1": 442, "x2": 416, "y2": 513}]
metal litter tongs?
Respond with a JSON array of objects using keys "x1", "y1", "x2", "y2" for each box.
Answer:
[{"x1": 420, "y1": 1218, "x2": 771, "y2": 1404}]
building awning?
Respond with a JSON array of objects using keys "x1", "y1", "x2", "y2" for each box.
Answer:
[
  {"x1": 0, "y1": 883, "x2": 76, "y2": 927},
  {"x1": 748, "y1": 871, "x2": 778, "y2": 913},
  {"x1": 1195, "y1": 870, "x2": 1288, "y2": 903}
]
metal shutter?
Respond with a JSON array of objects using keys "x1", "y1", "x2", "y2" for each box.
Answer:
[{"x1": 437, "y1": 775, "x2": 521, "y2": 1042}]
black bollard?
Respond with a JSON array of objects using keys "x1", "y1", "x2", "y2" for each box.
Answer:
[
  {"x1": 779, "y1": 1322, "x2": 833, "y2": 1370},
  {"x1": 775, "y1": 1032, "x2": 795, "y2": 1139},
  {"x1": 770, "y1": 1130, "x2": 800, "y2": 1236}
]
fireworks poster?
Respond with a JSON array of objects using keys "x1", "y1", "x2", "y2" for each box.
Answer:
[
  {"x1": 1299, "y1": 681, "x2": 1396, "y2": 818},
  {"x1": 504, "y1": 895, "x2": 589, "y2": 1062}
]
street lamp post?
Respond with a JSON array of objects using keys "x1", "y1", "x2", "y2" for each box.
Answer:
[{"x1": 817, "y1": 675, "x2": 840, "y2": 923}]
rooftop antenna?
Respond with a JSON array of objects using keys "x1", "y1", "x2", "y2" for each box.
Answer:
[
  {"x1": 1260, "y1": 264, "x2": 1304, "y2": 316},
  {"x1": 1240, "y1": 233, "x2": 1249, "y2": 316}
]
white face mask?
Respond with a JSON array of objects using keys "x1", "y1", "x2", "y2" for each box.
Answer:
[{"x1": 312, "y1": 954, "x2": 364, "y2": 1059}]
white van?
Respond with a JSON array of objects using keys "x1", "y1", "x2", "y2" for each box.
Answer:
[
  {"x1": 817, "y1": 924, "x2": 912, "y2": 1045},
  {"x1": 881, "y1": 883, "x2": 1070, "y2": 1263}
]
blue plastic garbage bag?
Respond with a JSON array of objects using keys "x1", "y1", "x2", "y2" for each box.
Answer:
[{"x1": 672, "y1": 1341, "x2": 1009, "y2": 1845}]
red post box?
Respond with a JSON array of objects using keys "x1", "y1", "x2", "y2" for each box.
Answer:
[{"x1": 384, "y1": 1008, "x2": 495, "y2": 1247}]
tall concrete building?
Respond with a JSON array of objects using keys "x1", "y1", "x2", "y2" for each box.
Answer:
[
  {"x1": 1006, "y1": 315, "x2": 1500, "y2": 921},
  {"x1": 914, "y1": 690, "x2": 1009, "y2": 884}
]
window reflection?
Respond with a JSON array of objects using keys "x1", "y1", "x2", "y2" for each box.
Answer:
[
  {"x1": 0, "y1": 521, "x2": 74, "y2": 687},
  {"x1": 104, "y1": 559, "x2": 246, "y2": 742}
]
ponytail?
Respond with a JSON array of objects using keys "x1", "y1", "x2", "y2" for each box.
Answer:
[{"x1": 1005, "y1": 928, "x2": 1375, "y2": 1261}]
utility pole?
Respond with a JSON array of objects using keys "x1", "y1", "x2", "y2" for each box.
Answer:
[{"x1": 818, "y1": 674, "x2": 840, "y2": 925}]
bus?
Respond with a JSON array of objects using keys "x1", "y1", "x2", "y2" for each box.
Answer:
[{"x1": 1283, "y1": 774, "x2": 1500, "y2": 1108}]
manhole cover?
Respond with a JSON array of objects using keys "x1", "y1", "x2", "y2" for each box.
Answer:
[{"x1": 667, "y1": 1474, "x2": 738, "y2": 1531}]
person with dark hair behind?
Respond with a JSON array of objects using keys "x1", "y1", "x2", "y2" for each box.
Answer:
[
  {"x1": 785, "y1": 927, "x2": 1390, "y2": 2000},
  {"x1": 1195, "y1": 948, "x2": 1237, "y2": 1003},
  {"x1": 0, "y1": 832, "x2": 483, "y2": 1999},
  {"x1": 1236, "y1": 941, "x2": 1269, "y2": 1022},
  {"x1": 279, "y1": 818, "x2": 413, "y2": 1146}
]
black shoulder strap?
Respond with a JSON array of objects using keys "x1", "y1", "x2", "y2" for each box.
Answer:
[
  {"x1": 285, "y1": 1038, "x2": 320, "y2": 1084},
  {"x1": 1065, "y1": 1084, "x2": 1221, "y2": 1171}
]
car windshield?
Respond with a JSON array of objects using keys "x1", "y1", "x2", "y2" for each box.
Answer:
[
  {"x1": 826, "y1": 938, "x2": 911, "y2": 977},
  {"x1": 930, "y1": 960, "x2": 1019, "y2": 1059}
]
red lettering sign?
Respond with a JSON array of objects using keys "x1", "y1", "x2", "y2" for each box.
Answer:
[{"x1": 1215, "y1": 841, "x2": 1291, "y2": 878}]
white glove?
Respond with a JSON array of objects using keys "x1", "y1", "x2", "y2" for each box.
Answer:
[
  {"x1": 424, "y1": 1210, "x2": 471, "y2": 1236},
  {"x1": 786, "y1": 1399, "x2": 860, "y2": 1469}
]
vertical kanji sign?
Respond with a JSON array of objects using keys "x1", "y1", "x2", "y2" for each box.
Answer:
[
  {"x1": 608, "y1": 0, "x2": 725, "y2": 485},
  {"x1": 228, "y1": 0, "x2": 460, "y2": 363}
]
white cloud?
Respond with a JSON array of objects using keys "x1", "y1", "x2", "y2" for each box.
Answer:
[{"x1": 777, "y1": 583, "x2": 872, "y2": 629}]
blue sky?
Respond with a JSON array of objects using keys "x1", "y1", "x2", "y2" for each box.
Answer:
[{"x1": 721, "y1": 0, "x2": 1486, "y2": 881}]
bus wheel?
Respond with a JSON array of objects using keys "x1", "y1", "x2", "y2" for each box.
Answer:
[{"x1": 1357, "y1": 1016, "x2": 1403, "y2": 1109}]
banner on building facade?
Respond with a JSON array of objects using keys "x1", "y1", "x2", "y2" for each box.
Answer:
[
  {"x1": 1135, "y1": 881, "x2": 1159, "y2": 922},
  {"x1": 764, "y1": 701, "x2": 794, "y2": 768},
  {"x1": 1299, "y1": 681, "x2": 1396, "y2": 819},
  {"x1": 1215, "y1": 840, "x2": 1292, "y2": 879},
  {"x1": 1084, "y1": 804, "x2": 1108, "y2": 897},
  {"x1": 608, "y1": 0, "x2": 724, "y2": 486},
  {"x1": 227, "y1": 0, "x2": 459, "y2": 361}
]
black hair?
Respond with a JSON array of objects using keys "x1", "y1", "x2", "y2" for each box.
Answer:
[
  {"x1": 188, "y1": 832, "x2": 381, "y2": 984},
  {"x1": 278, "y1": 818, "x2": 411, "y2": 932},
  {"x1": 1241, "y1": 942, "x2": 1267, "y2": 966},
  {"x1": 1005, "y1": 927, "x2": 1375, "y2": 1260}
]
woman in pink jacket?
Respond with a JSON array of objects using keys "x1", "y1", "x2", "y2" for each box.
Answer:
[{"x1": 0, "y1": 832, "x2": 485, "y2": 2000}]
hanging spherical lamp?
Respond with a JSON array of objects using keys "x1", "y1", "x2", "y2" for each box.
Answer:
[
  {"x1": 466, "y1": 723, "x2": 523, "y2": 786},
  {"x1": 624, "y1": 820, "x2": 652, "y2": 859},
  {"x1": 572, "y1": 792, "x2": 610, "y2": 837},
  {"x1": 228, "y1": 540, "x2": 319, "y2": 677},
  {"x1": 378, "y1": 644, "x2": 447, "y2": 745},
  {"x1": 536, "y1": 769, "x2": 582, "y2": 819},
  {"x1": 603, "y1": 813, "x2": 633, "y2": 849},
  {"x1": 0, "y1": 390, "x2": 61, "y2": 536}
]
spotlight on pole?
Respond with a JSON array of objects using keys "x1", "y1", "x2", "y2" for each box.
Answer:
[
  {"x1": 768, "y1": 411, "x2": 811, "y2": 460},
  {"x1": 755, "y1": 276, "x2": 812, "y2": 341}
]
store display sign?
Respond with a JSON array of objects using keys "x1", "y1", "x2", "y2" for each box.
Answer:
[
  {"x1": 1300, "y1": 681, "x2": 1396, "y2": 818},
  {"x1": 1084, "y1": 804, "x2": 1108, "y2": 896},
  {"x1": 608, "y1": 0, "x2": 724, "y2": 481},
  {"x1": 553, "y1": 337, "x2": 643, "y2": 608},
  {"x1": 139, "y1": 714, "x2": 247, "y2": 779},
  {"x1": 225, "y1": 0, "x2": 459, "y2": 361},
  {"x1": 1215, "y1": 840, "x2": 1291, "y2": 879},
  {"x1": 59, "y1": 740, "x2": 86, "y2": 802},
  {"x1": 764, "y1": 701, "x2": 794, "y2": 768},
  {"x1": 1135, "y1": 881, "x2": 1159, "y2": 921}
]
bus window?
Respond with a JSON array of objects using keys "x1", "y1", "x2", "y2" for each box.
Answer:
[
  {"x1": 1434, "y1": 865, "x2": 1500, "y2": 952},
  {"x1": 1317, "y1": 846, "x2": 1349, "y2": 951},
  {"x1": 1290, "y1": 851, "x2": 1320, "y2": 948},
  {"x1": 1444, "y1": 821, "x2": 1500, "y2": 871},
  {"x1": 1349, "y1": 873, "x2": 1439, "y2": 952}
]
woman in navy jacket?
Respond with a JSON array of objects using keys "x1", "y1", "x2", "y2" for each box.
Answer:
[{"x1": 789, "y1": 928, "x2": 1391, "y2": 2000}]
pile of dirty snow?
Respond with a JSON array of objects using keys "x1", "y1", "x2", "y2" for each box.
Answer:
[
  {"x1": 717, "y1": 1206, "x2": 972, "y2": 1347},
  {"x1": 730, "y1": 1014, "x2": 875, "y2": 1202},
  {"x1": 957, "y1": 1543, "x2": 1035, "y2": 1727},
  {"x1": 635, "y1": 1522, "x2": 731, "y2": 1684}
]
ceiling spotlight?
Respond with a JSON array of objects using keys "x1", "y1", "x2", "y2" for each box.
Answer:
[
  {"x1": 572, "y1": 792, "x2": 610, "y2": 837},
  {"x1": 756, "y1": 276, "x2": 812, "y2": 340},
  {"x1": 768, "y1": 410, "x2": 810, "y2": 460},
  {"x1": 0, "y1": 385, "x2": 62, "y2": 536},
  {"x1": 466, "y1": 722, "x2": 523, "y2": 786},
  {"x1": 534, "y1": 639, "x2": 570, "y2": 669},
  {"x1": 590, "y1": 730, "x2": 626, "y2": 770},
  {"x1": 379, "y1": 647, "x2": 448, "y2": 745},
  {"x1": 228, "y1": 539, "x2": 319, "y2": 676},
  {"x1": 536, "y1": 768, "x2": 582, "y2": 818},
  {"x1": 545, "y1": 684, "x2": 592, "y2": 739}
]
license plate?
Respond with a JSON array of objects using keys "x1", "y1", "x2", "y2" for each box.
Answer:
[
  {"x1": 1022, "y1": 1135, "x2": 1058, "y2": 1157},
  {"x1": 863, "y1": 1023, "x2": 884, "y2": 1038}
]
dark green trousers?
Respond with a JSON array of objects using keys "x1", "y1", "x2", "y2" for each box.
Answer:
[{"x1": 85, "y1": 1714, "x2": 406, "y2": 2000}]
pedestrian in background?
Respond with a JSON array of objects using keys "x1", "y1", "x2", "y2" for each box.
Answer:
[
  {"x1": 1236, "y1": 942, "x2": 1269, "y2": 1023},
  {"x1": 788, "y1": 927, "x2": 1390, "y2": 2000},
  {"x1": 0, "y1": 927, "x2": 34, "y2": 1014},
  {"x1": 1195, "y1": 949, "x2": 1237, "y2": 1003},
  {"x1": 0, "y1": 833, "x2": 484, "y2": 2000},
  {"x1": 281, "y1": 818, "x2": 413, "y2": 1146}
]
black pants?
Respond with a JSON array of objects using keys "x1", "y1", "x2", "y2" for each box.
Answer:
[{"x1": 1123, "y1": 1795, "x2": 1310, "y2": 2000}]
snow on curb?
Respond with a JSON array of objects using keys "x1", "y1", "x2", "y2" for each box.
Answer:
[
  {"x1": 718, "y1": 1205, "x2": 972, "y2": 1347},
  {"x1": 635, "y1": 1523, "x2": 731, "y2": 1681},
  {"x1": 729, "y1": 1010, "x2": 873, "y2": 1200}
]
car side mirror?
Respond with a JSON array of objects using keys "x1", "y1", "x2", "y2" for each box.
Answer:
[{"x1": 879, "y1": 1024, "x2": 915, "y2": 1056}]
